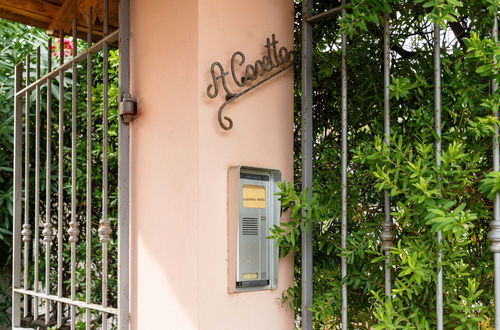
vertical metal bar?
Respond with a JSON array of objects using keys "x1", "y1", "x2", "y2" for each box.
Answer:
[
  {"x1": 340, "y1": 1, "x2": 348, "y2": 328},
  {"x1": 118, "y1": 0, "x2": 131, "y2": 328},
  {"x1": 85, "y1": 8, "x2": 93, "y2": 329},
  {"x1": 100, "y1": 1, "x2": 110, "y2": 328},
  {"x1": 300, "y1": 0, "x2": 313, "y2": 329},
  {"x1": 44, "y1": 37, "x2": 54, "y2": 326},
  {"x1": 488, "y1": 13, "x2": 499, "y2": 330},
  {"x1": 12, "y1": 62, "x2": 23, "y2": 328},
  {"x1": 380, "y1": 12, "x2": 394, "y2": 299},
  {"x1": 495, "y1": 253, "x2": 500, "y2": 329},
  {"x1": 23, "y1": 54, "x2": 32, "y2": 319},
  {"x1": 56, "y1": 30, "x2": 64, "y2": 328},
  {"x1": 69, "y1": 19, "x2": 79, "y2": 330},
  {"x1": 33, "y1": 46, "x2": 41, "y2": 321},
  {"x1": 433, "y1": 22, "x2": 443, "y2": 330}
]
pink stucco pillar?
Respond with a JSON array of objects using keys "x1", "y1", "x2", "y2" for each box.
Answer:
[{"x1": 130, "y1": 0, "x2": 294, "y2": 328}]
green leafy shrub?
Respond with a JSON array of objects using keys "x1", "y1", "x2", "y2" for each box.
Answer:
[{"x1": 271, "y1": 0, "x2": 499, "y2": 328}]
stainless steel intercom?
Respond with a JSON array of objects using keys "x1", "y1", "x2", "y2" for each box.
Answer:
[{"x1": 228, "y1": 166, "x2": 280, "y2": 292}]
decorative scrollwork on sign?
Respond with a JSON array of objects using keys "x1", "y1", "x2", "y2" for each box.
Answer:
[{"x1": 207, "y1": 34, "x2": 294, "y2": 130}]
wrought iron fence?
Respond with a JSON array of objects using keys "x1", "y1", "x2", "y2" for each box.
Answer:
[
  {"x1": 11, "y1": 0, "x2": 130, "y2": 329},
  {"x1": 300, "y1": 2, "x2": 498, "y2": 330}
]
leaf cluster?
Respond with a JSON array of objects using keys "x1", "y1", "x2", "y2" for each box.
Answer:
[{"x1": 279, "y1": 0, "x2": 499, "y2": 328}]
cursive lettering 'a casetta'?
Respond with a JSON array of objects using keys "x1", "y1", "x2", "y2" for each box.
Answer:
[
  {"x1": 206, "y1": 34, "x2": 294, "y2": 130},
  {"x1": 207, "y1": 34, "x2": 293, "y2": 100}
]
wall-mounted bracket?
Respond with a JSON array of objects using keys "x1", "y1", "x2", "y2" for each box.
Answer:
[{"x1": 119, "y1": 93, "x2": 137, "y2": 123}]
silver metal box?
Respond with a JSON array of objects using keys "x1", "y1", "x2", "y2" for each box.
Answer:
[{"x1": 228, "y1": 166, "x2": 280, "y2": 292}]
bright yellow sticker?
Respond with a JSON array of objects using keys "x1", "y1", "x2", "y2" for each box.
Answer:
[{"x1": 242, "y1": 185, "x2": 266, "y2": 209}]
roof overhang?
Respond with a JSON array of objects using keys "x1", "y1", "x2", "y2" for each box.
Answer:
[{"x1": 0, "y1": 0, "x2": 118, "y2": 40}]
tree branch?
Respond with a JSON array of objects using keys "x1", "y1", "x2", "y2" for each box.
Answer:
[
  {"x1": 391, "y1": 43, "x2": 417, "y2": 58},
  {"x1": 448, "y1": 20, "x2": 469, "y2": 48}
]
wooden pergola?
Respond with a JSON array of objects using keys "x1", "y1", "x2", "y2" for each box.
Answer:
[{"x1": 0, "y1": 0, "x2": 118, "y2": 39}]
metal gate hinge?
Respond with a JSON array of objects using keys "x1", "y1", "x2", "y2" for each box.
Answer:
[{"x1": 119, "y1": 93, "x2": 138, "y2": 123}]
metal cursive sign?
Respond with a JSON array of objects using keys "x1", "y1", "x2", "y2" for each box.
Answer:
[{"x1": 207, "y1": 34, "x2": 294, "y2": 130}]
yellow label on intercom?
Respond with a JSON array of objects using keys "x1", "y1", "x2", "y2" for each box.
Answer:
[
  {"x1": 242, "y1": 273, "x2": 258, "y2": 280},
  {"x1": 242, "y1": 185, "x2": 266, "y2": 208}
]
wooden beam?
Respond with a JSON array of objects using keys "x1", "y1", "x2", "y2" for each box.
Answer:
[
  {"x1": 78, "y1": 0, "x2": 119, "y2": 31},
  {"x1": 45, "y1": 0, "x2": 64, "y2": 5},
  {"x1": 0, "y1": 0, "x2": 59, "y2": 29},
  {"x1": 0, "y1": 0, "x2": 119, "y2": 41},
  {"x1": 78, "y1": 0, "x2": 99, "y2": 24},
  {"x1": 47, "y1": 0, "x2": 78, "y2": 34},
  {"x1": 0, "y1": 0, "x2": 59, "y2": 18},
  {"x1": 0, "y1": 8, "x2": 50, "y2": 31}
]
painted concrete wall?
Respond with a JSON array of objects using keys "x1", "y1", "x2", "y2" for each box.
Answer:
[{"x1": 130, "y1": 0, "x2": 294, "y2": 328}]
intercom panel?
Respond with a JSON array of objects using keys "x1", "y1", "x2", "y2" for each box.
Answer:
[{"x1": 228, "y1": 166, "x2": 280, "y2": 292}]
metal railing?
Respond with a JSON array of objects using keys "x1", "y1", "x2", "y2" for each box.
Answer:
[
  {"x1": 300, "y1": 2, "x2": 498, "y2": 329},
  {"x1": 12, "y1": 0, "x2": 130, "y2": 328}
]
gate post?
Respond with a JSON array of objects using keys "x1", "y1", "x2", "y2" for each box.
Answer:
[
  {"x1": 129, "y1": 0, "x2": 295, "y2": 328},
  {"x1": 119, "y1": 0, "x2": 132, "y2": 328}
]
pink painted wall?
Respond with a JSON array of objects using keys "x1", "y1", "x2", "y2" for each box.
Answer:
[{"x1": 130, "y1": 0, "x2": 294, "y2": 328}]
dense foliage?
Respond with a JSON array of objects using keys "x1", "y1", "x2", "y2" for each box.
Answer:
[{"x1": 270, "y1": 0, "x2": 500, "y2": 328}]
